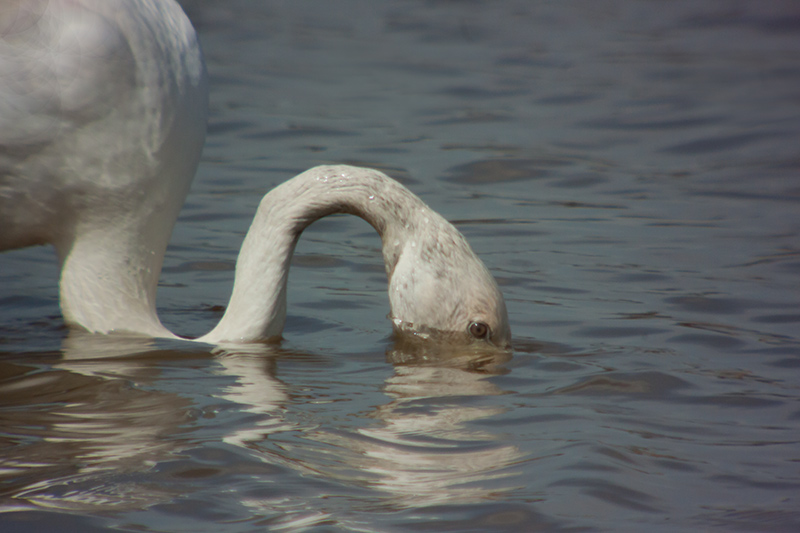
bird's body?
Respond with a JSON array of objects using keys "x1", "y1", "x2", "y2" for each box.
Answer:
[
  {"x1": 0, "y1": 0, "x2": 510, "y2": 349},
  {"x1": 0, "y1": 0, "x2": 208, "y2": 337}
]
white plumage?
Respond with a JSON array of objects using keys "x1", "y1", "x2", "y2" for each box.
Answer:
[{"x1": 0, "y1": 0, "x2": 510, "y2": 348}]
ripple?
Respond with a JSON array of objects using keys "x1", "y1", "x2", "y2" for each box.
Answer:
[
  {"x1": 444, "y1": 158, "x2": 573, "y2": 184},
  {"x1": 573, "y1": 326, "x2": 669, "y2": 338},
  {"x1": 665, "y1": 295, "x2": 752, "y2": 315},
  {"x1": 662, "y1": 131, "x2": 784, "y2": 155},
  {"x1": 553, "y1": 371, "x2": 692, "y2": 397},
  {"x1": 549, "y1": 478, "x2": 662, "y2": 513},
  {"x1": 580, "y1": 115, "x2": 722, "y2": 131}
]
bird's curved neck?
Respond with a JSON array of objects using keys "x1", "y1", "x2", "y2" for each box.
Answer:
[{"x1": 198, "y1": 166, "x2": 429, "y2": 344}]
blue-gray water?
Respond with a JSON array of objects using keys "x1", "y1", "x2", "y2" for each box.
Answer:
[{"x1": 2, "y1": 1, "x2": 800, "y2": 531}]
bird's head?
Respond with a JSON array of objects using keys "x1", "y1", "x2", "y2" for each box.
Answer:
[{"x1": 383, "y1": 211, "x2": 511, "y2": 350}]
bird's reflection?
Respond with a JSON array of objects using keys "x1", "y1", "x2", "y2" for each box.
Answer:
[
  {"x1": 307, "y1": 360, "x2": 523, "y2": 508},
  {"x1": 211, "y1": 348, "x2": 293, "y2": 448},
  {"x1": 230, "y1": 341, "x2": 523, "y2": 510},
  {"x1": 0, "y1": 331, "x2": 521, "y2": 516},
  {"x1": 0, "y1": 353, "x2": 193, "y2": 511}
]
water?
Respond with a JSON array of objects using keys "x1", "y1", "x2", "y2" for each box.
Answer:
[{"x1": 2, "y1": 0, "x2": 799, "y2": 531}]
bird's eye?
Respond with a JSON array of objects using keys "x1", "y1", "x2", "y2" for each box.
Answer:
[{"x1": 468, "y1": 321, "x2": 490, "y2": 340}]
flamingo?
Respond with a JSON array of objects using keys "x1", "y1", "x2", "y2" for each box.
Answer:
[{"x1": 0, "y1": 0, "x2": 510, "y2": 347}]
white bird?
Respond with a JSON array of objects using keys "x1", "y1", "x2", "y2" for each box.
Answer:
[{"x1": 0, "y1": 0, "x2": 510, "y2": 348}]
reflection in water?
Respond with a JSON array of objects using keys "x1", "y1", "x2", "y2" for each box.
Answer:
[
  {"x1": 334, "y1": 363, "x2": 522, "y2": 508},
  {"x1": 222, "y1": 342, "x2": 523, "y2": 512},
  {"x1": 0, "y1": 334, "x2": 518, "y2": 519},
  {"x1": 0, "y1": 356, "x2": 193, "y2": 512},
  {"x1": 212, "y1": 349, "x2": 292, "y2": 447}
]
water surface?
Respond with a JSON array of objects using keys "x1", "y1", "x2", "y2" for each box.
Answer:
[{"x1": 1, "y1": 1, "x2": 799, "y2": 531}]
